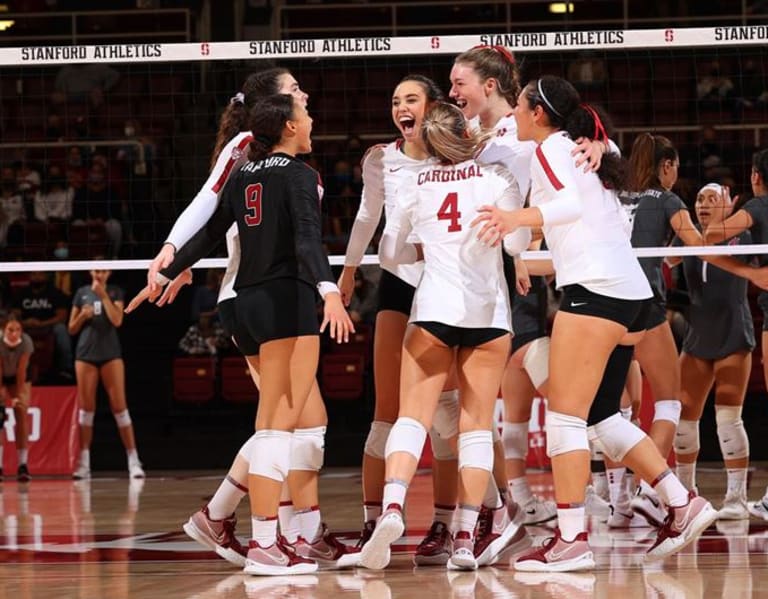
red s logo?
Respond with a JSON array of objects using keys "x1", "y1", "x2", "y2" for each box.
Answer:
[
  {"x1": 431, "y1": 36, "x2": 440, "y2": 49},
  {"x1": 664, "y1": 29, "x2": 674, "y2": 42},
  {"x1": 200, "y1": 42, "x2": 210, "y2": 56}
]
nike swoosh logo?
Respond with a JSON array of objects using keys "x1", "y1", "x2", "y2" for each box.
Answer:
[
  {"x1": 570, "y1": 301, "x2": 587, "y2": 307},
  {"x1": 549, "y1": 544, "x2": 579, "y2": 561},
  {"x1": 313, "y1": 545, "x2": 337, "y2": 560},
  {"x1": 389, "y1": 167, "x2": 404, "y2": 172},
  {"x1": 526, "y1": 508, "x2": 536, "y2": 515}
]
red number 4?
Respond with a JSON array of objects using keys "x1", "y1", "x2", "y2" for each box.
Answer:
[
  {"x1": 437, "y1": 192, "x2": 461, "y2": 232},
  {"x1": 244, "y1": 183, "x2": 262, "y2": 226}
]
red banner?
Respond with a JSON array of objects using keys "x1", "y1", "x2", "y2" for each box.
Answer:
[{"x1": 2, "y1": 386, "x2": 78, "y2": 475}]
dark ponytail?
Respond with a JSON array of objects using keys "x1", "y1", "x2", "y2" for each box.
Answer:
[
  {"x1": 248, "y1": 94, "x2": 295, "y2": 163},
  {"x1": 210, "y1": 67, "x2": 290, "y2": 169},
  {"x1": 565, "y1": 103, "x2": 627, "y2": 190}
]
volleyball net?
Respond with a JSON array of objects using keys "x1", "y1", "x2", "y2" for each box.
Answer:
[{"x1": 0, "y1": 25, "x2": 766, "y2": 272}]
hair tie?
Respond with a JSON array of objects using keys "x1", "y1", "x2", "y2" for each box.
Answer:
[
  {"x1": 537, "y1": 79, "x2": 562, "y2": 118},
  {"x1": 230, "y1": 92, "x2": 245, "y2": 106},
  {"x1": 580, "y1": 103, "x2": 608, "y2": 142},
  {"x1": 471, "y1": 44, "x2": 515, "y2": 65},
  {"x1": 253, "y1": 134, "x2": 273, "y2": 146}
]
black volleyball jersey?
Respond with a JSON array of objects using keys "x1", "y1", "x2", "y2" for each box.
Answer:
[{"x1": 163, "y1": 153, "x2": 334, "y2": 291}]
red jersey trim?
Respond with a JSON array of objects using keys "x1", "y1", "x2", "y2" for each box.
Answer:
[
  {"x1": 535, "y1": 145, "x2": 564, "y2": 191},
  {"x1": 211, "y1": 135, "x2": 253, "y2": 193}
]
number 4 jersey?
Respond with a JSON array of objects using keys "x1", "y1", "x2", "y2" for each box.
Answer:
[{"x1": 382, "y1": 159, "x2": 530, "y2": 330}]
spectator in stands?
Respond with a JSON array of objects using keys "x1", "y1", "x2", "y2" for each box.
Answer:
[
  {"x1": 567, "y1": 50, "x2": 607, "y2": 92},
  {"x1": 12, "y1": 271, "x2": 73, "y2": 380},
  {"x1": 0, "y1": 316, "x2": 34, "y2": 481},
  {"x1": 733, "y1": 58, "x2": 768, "y2": 117},
  {"x1": 35, "y1": 164, "x2": 74, "y2": 224},
  {"x1": 72, "y1": 159, "x2": 122, "y2": 258},
  {"x1": 696, "y1": 59, "x2": 734, "y2": 109},
  {"x1": 53, "y1": 63, "x2": 120, "y2": 103},
  {"x1": 45, "y1": 113, "x2": 65, "y2": 141},
  {"x1": 0, "y1": 166, "x2": 23, "y2": 249},
  {"x1": 177, "y1": 312, "x2": 230, "y2": 356}
]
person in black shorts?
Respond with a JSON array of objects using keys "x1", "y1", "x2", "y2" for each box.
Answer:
[
  {"x1": 669, "y1": 183, "x2": 754, "y2": 521},
  {"x1": 68, "y1": 266, "x2": 144, "y2": 480},
  {"x1": 152, "y1": 93, "x2": 354, "y2": 576},
  {"x1": 0, "y1": 316, "x2": 34, "y2": 481}
]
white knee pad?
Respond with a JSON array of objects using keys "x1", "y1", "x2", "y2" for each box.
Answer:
[
  {"x1": 248, "y1": 430, "x2": 292, "y2": 482},
  {"x1": 79, "y1": 409, "x2": 95, "y2": 427},
  {"x1": 363, "y1": 421, "x2": 393, "y2": 460},
  {"x1": 429, "y1": 427, "x2": 457, "y2": 460},
  {"x1": 545, "y1": 410, "x2": 589, "y2": 458},
  {"x1": 522, "y1": 336, "x2": 550, "y2": 390},
  {"x1": 587, "y1": 413, "x2": 646, "y2": 462},
  {"x1": 715, "y1": 405, "x2": 749, "y2": 460},
  {"x1": 238, "y1": 433, "x2": 258, "y2": 461},
  {"x1": 502, "y1": 421, "x2": 528, "y2": 461},
  {"x1": 653, "y1": 399, "x2": 682, "y2": 425},
  {"x1": 673, "y1": 419, "x2": 700, "y2": 456},
  {"x1": 384, "y1": 417, "x2": 427, "y2": 461},
  {"x1": 432, "y1": 390, "x2": 459, "y2": 438},
  {"x1": 113, "y1": 410, "x2": 132, "y2": 428},
  {"x1": 458, "y1": 430, "x2": 494, "y2": 472},
  {"x1": 290, "y1": 426, "x2": 326, "y2": 471}
]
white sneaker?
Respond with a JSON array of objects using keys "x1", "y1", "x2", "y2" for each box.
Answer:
[
  {"x1": 359, "y1": 505, "x2": 404, "y2": 570},
  {"x1": 521, "y1": 496, "x2": 557, "y2": 525},
  {"x1": 128, "y1": 461, "x2": 146, "y2": 479},
  {"x1": 631, "y1": 489, "x2": 667, "y2": 528},
  {"x1": 747, "y1": 497, "x2": 768, "y2": 521},
  {"x1": 718, "y1": 489, "x2": 749, "y2": 520},
  {"x1": 607, "y1": 506, "x2": 651, "y2": 528},
  {"x1": 73, "y1": 462, "x2": 91, "y2": 480},
  {"x1": 585, "y1": 486, "x2": 611, "y2": 520}
]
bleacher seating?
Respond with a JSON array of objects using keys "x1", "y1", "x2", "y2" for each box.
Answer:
[{"x1": 172, "y1": 356, "x2": 217, "y2": 404}]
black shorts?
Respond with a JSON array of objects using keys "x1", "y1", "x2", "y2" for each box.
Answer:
[
  {"x1": 233, "y1": 278, "x2": 319, "y2": 356},
  {"x1": 415, "y1": 321, "x2": 509, "y2": 349},
  {"x1": 76, "y1": 357, "x2": 121, "y2": 368},
  {"x1": 512, "y1": 331, "x2": 547, "y2": 354},
  {"x1": 643, "y1": 299, "x2": 668, "y2": 330},
  {"x1": 218, "y1": 297, "x2": 237, "y2": 339},
  {"x1": 377, "y1": 269, "x2": 415, "y2": 316},
  {"x1": 559, "y1": 285, "x2": 645, "y2": 330}
]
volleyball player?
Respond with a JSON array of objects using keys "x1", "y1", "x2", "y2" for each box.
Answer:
[
  {"x1": 473, "y1": 76, "x2": 717, "y2": 570},
  {"x1": 703, "y1": 148, "x2": 768, "y2": 519},
  {"x1": 69, "y1": 266, "x2": 144, "y2": 480},
  {"x1": 448, "y1": 46, "x2": 612, "y2": 538},
  {"x1": 338, "y1": 75, "x2": 464, "y2": 565},
  {"x1": 669, "y1": 183, "x2": 754, "y2": 520},
  {"x1": 154, "y1": 93, "x2": 354, "y2": 575},
  {"x1": 0, "y1": 317, "x2": 33, "y2": 481},
  {"x1": 131, "y1": 69, "x2": 353, "y2": 569},
  {"x1": 358, "y1": 101, "x2": 531, "y2": 571},
  {"x1": 623, "y1": 134, "x2": 765, "y2": 526}
]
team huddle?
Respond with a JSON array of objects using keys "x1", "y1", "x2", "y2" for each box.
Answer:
[{"x1": 125, "y1": 45, "x2": 768, "y2": 575}]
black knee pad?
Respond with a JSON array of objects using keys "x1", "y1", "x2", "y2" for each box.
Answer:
[{"x1": 587, "y1": 344, "x2": 635, "y2": 426}]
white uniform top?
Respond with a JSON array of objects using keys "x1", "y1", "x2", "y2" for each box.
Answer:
[
  {"x1": 165, "y1": 131, "x2": 252, "y2": 303},
  {"x1": 531, "y1": 132, "x2": 651, "y2": 300},
  {"x1": 380, "y1": 159, "x2": 531, "y2": 330},
  {"x1": 476, "y1": 113, "x2": 536, "y2": 199},
  {"x1": 344, "y1": 140, "x2": 429, "y2": 287}
]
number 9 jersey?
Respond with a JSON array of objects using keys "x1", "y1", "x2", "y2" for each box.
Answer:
[{"x1": 381, "y1": 159, "x2": 531, "y2": 330}]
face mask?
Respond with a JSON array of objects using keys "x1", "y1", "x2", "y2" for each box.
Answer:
[{"x1": 53, "y1": 247, "x2": 69, "y2": 259}]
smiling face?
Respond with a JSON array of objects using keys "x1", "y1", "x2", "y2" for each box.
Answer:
[
  {"x1": 391, "y1": 80, "x2": 430, "y2": 143},
  {"x1": 278, "y1": 73, "x2": 308, "y2": 109},
  {"x1": 448, "y1": 61, "x2": 490, "y2": 121},
  {"x1": 695, "y1": 186, "x2": 729, "y2": 227}
]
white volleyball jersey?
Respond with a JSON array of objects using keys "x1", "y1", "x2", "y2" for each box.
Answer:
[
  {"x1": 531, "y1": 132, "x2": 651, "y2": 300},
  {"x1": 381, "y1": 159, "x2": 530, "y2": 330},
  {"x1": 477, "y1": 113, "x2": 537, "y2": 199},
  {"x1": 344, "y1": 140, "x2": 429, "y2": 287}
]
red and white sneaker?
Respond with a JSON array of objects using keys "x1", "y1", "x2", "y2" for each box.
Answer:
[
  {"x1": 474, "y1": 501, "x2": 529, "y2": 567},
  {"x1": 355, "y1": 519, "x2": 376, "y2": 549},
  {"x1": 294, "y1": 523, "x2": 361, "y2": 569},
  {"x1": 631, "y1": 488, "x2": 667, "y2": 528},
  {"x1": 359, "y1": 504, "x2": 404, "y2": 570},
  {"x1": 243, "y1": 539, "x2": 318, "y2": 576},
  {"x1": 447, "y1": 531, "x2": 477, "y2": 571},
  {"x1": 413, "y1": 521, "x2": 452, "y2": 566},
  {"x1": 646, "y1": 491, "x2": 718, "y2": 560},
  {"x1": 514, "y1": 529, "x2": 595, "y2": 572},
  {"x1": 183, "y1": 506, "x2": 248, "y2": 567}
]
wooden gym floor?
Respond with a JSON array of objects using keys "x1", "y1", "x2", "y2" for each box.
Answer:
[{"x1": 1, "y1": 467, "x2": 767, "y2": 598}]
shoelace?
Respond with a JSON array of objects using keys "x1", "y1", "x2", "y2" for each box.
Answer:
[
  {"x1": 419, "y1": 522, "x2": 446, "y2": 549},
  {"x1": 475, "y1": 508, "x2": 491, "y2": 540}
]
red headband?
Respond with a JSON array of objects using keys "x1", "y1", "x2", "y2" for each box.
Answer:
[
  {"x1": 471, "y1": 44, "x2": 515, "y2": 65},
  {"x1": 580, "y1": 103, "x2": 608, "y2": 143}
]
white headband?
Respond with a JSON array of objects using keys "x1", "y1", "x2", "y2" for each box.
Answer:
[{"x1": 698, "y1": 182, "x2": 728, "y2": 203}]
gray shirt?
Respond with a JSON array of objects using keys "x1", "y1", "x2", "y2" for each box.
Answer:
[
  {"x1": 73, "y1": 285, "x2": 124, "y2": 362},
  {"x1": 621, "y1": 188, "x2": 687, "y2": 304},
  {"x1": 679, "y1": 231, "x2": 755, "y2": 359},
  {"x1": 0, "y1": 332, "x2": 33, "y2": 379},
  {"x1": 741, "y1": 195, "x2": 768, "y2": 314}
]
